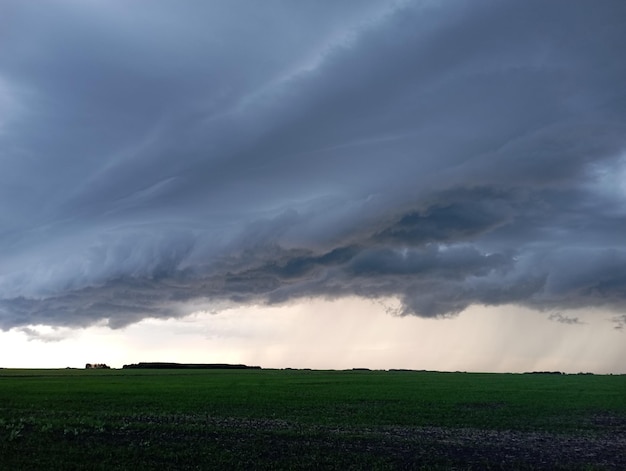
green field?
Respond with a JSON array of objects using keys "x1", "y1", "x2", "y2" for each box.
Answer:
[{"x1": 1, "y1": 368, "x2": 624, "y2": 470}]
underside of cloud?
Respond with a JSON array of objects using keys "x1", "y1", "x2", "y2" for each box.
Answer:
[{"x1": 1, "y1": 0, "x2": 625, "y2": 330}]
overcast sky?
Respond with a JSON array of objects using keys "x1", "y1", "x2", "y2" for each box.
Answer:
[{"x1": 1, "y1": 1, "x2": 625, "y2": 370}]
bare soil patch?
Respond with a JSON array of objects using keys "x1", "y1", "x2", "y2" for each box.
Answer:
[{"x1": 94, "y1": 413, "x2": 626, "y2": 469}]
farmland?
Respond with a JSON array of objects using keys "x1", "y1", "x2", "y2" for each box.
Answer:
[{"x1": 1, "y1": 368, "x2": 624, "y2": 469}]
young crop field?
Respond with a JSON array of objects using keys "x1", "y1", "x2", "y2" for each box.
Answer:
[{"x1": 0, "y1": 368, "x2": 624, "y2": 469}]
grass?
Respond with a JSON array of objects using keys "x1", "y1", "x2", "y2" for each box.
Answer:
[{"x1": 1, "y1": 368, "x2": 624, "y2": 469}]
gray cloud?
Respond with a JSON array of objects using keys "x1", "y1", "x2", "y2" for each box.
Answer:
[
  {"x1": 548, "y1": 313, "x2": 583, "y2": 326},
  {"x1": 1, "y1": 0, "x2": 626, "y2": 330},
  {"x1": 17, "y1": 326, "x2": 73, "y2": 343},
  {"x1": 613, "y1": 315, "x2": 626, "y2": 331}
]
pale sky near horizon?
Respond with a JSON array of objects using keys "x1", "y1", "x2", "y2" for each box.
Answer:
[
  {"x1": 2, "y1": 298, "x2": 625, "y2": 374},
  {"x1": 1, "y1": 1, "x2": 626, "y2": 373}
]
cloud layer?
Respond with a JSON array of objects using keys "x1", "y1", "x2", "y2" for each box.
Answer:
[{"x1": 1, "y1": 0, "x2": 626, "y2": 329}]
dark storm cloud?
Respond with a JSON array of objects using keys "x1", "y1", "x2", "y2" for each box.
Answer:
[{"x1": 1, "y1": 0, "x2": 626, "y2": 329}]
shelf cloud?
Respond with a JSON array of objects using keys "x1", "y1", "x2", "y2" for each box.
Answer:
[{"x1": 1, "y1": 0, "x2": 625, "y2": 330}]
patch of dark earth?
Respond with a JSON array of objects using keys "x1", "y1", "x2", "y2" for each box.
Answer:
[{"x1": 39, "y1": 413, "x2": 626, "y2": 470}]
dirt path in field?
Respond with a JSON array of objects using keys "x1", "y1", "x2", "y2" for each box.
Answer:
[
  {"x1": 353, "y1": 423, "x2": 626, "y2": 469},
  {"x1": 121, "y1": 413, "x2": 626, "y2": 469}
]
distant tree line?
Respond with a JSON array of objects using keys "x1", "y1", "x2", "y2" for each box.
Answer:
[
  {"x1": 85, "y1": 363, "x2": 110, "y2": 369},
  {"x1": 523, "y1": 371, "x2": 595, "y2": 375},
  {"x1": 523, "y1": 371, "x2": 564, "y2": 375},
  {"x1": 122, "y1": 362, "x2": 261, "y2": 370}
]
